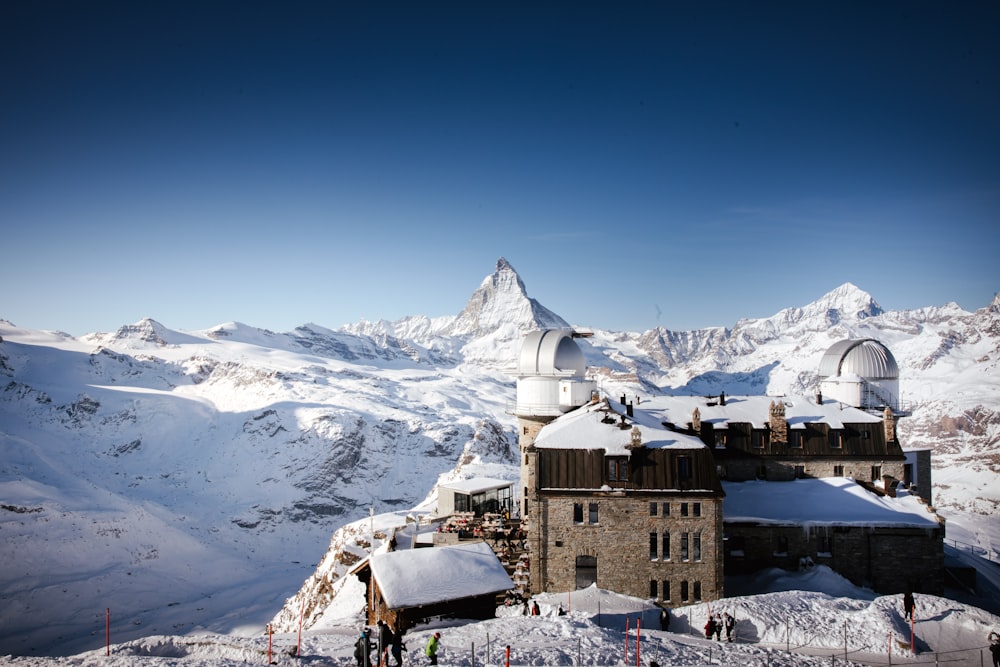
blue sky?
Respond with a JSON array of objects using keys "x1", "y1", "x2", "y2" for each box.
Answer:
[{"x1": 2, "y1": 2, "x2": 998, "y2": 336}]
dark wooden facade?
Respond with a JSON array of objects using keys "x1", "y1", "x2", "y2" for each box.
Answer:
[
  {"x1": 536, "y1": 446, "x2": 725, "y2": 494},
  {"x1": 700, "y1": 421, "x2": 902, "y2": 459}
]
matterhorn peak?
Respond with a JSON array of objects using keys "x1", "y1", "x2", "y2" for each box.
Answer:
[{"x1": 446, "y1": 257, "x2": 569, "y2": 336}]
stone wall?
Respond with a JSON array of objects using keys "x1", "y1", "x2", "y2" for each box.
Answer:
[
  {"x1": 724, "y1": 522, "x2": 944, "y2": 595},
  {"x1": 531, "y1": 492, "x2": 724, "y2": 603},
  {"x1": 719, "y1": 459, "x2": 905, "y2": 482}
]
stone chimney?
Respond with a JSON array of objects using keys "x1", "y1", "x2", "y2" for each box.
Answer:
[
  {"x1": 769, "y1": 400, "x2": 787, "y2": 444},
  {"x1": 629, "y1": 425, "x2": 643, "y2": 449},
  {"x1": 691, "y1": 407, "x2": 701, "y2": 433},
  {"x1": 883, "y1": 406, "x2": 896, "y2": 443}
]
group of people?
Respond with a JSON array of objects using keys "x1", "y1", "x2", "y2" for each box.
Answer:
[
  {"x1": 354, "y1": 620, "x2": 408, "y2": 667},
  {"x1": 703, "y1": 611, "x2": 736, "y2": 642}
]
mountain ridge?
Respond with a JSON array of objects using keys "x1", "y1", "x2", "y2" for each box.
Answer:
[{"x1": 0, "y1": 259, "x2": 996, "y2": 656}]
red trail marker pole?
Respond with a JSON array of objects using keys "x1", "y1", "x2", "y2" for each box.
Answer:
[
  {"x1": 624, "y1": 617, "x2": 629, "y2": 665},
  {"x1": 635, "y1": 617, "x2": 641, "y2": 667},
  {"x1": 297, "y1": 597, "x2": 305, "y2": 658}
]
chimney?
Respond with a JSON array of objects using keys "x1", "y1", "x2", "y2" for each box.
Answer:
[
  {"x1": 769, "y1": 400, "x2": 787, "y2": 445},
  {"x1": 719, "y1": 391, "x2": 726, "y2": 406},
  {"x1": 626, "y1": 402, "x2": 634, "y2": 417},
  {"x1": 620, "y1": 394, "x2": 626, "y2": 405},
  {"x1": 691, "y1": 407, "x2": 701, "y2": 433},
  {"x1": 816, "y1": 391, "x2": 823, "y2": 405},
  {"x1": 883, "y1": 406, "x2": 896, "y2": 443}
]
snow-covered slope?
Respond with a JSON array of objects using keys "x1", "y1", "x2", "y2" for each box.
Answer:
[{"x1": 1, "y1": 258, "x2": 996, "y2": 657}]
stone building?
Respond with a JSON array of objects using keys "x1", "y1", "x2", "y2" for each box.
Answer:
[
  {"x1": 513, "y1": 330, "x2": 725, "y2": 605},
  {"x1": 512, "y1": 332, "x2": 943, "y2": 599}
]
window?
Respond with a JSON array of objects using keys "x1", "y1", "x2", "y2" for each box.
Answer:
[
  {"x1": 680, "y1": 502, "x2": 689, "y2": 517},
  {"x1": 693, "y1": 502, "x2": 702, "y2": 517},
  {"x1": 680, "y1": 580, "x2": 689, "y2": 602},
  {"x1": 573, "y1": 503, "x2": 583, "y2": 524},
  {"x1": 693, "y1": 533, "x2": 702, "y2": 561},
  {"x1": 834, "y1": 465, "x2": 844, "y2": 477},
  {"x1": 662, "y1": 532, "x2": 670, "y2": 560},
  {"x1": 871, "y1": 465, "x2": 882, "y2": 482},
  {"x1": 662, "y1": 502, "x2": 670, "y2": 517},
  {"x1": 789, "y1": 430, "x2": 803, "y2": 448},
  {"x1": 607, "y1": 457, "x2": 628, "y2": 482},
  {"x1": 662, "y1": 580, "x2": 670, "y2": 601},
  {"x1": 676, "y1": 456, "x2": 692, "y2": 481},
  {"x1": 693, "y1": 581, "x2": 702, "y2": 602},
  {"x1": 714, "y1": 431, "x2": 726, "y2": 449},
  {"x1": 649, "y1": 502, "x2": 658, "y2": 516},
  {"x1": 681, "y1": 533, "x2": 689, "y2": 561},
  {"x1": 751, "y1": 429, "x2": 769, "y2": 448},
  {"x1": 828, "y1": 430, "x2": 842, "y2": 448},
  {"x1": 860, "y1": 428, "x2": 871, "y2": 440},
  {"x1": 649, "y1": 580, "x2": 658, "y2": 598},
  {"x1": 775, "y1": 535, "x2": 788, "y2": 555},
  {"x1": 795, "y1": 465, "x2": 805, "y2": 479},
  {"x1": 649, "y1": 533, "x2": 658, "y2": 560},
  {"x1": 588, "y1": 503, "x2": 599, "y2": 524},
  {"x1": 818, "y1": 535, "x2": 832, "y2": 556}
]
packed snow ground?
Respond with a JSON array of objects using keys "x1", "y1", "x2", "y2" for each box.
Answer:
[{"x1": 4, "y1": 565, "x2": 999, "y2": 667}]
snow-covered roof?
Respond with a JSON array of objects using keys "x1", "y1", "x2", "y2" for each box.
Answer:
[
  {"x1": 534, "y1": 400, "x2": 707, "y2": 455},
  {"x1": 642, "y1": 394, "x2": 882, "y2": 430},
  {"x1": 369, "y1": 542, "x2": 513, "y2": 609},
  {"x1": 722, "y1": 478, "x2": 940, "y2": 529},
  {"x1": 439, "y1": 477, "x2": 514, "y2": 494}
]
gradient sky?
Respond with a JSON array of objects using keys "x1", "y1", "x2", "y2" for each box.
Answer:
[{"x1": 2, "y1": 2, "x2": 998, "y2": 336}]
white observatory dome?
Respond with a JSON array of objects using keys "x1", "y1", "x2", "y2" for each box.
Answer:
[
  {"x1": 518, "y1": 330, "x2": 587, "y2": 377},
  {"x1": 818, "y1": 339, "x2": 899, "y2": 380},
  {"x1": 515, "y1": 330, "x2": 595, "y2": 417}
]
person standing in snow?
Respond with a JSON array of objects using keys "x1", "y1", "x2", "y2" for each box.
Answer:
[
  {"x1": 531, "y1": 601, "x2": 540, "y2": 616},
  {"x1": 724, "y1": 612, "x2": 735, "y2": 642},
  {"x1": 989, "y1": 631, "x2": 1000, "y2": 667},
  {"x1": 659, "y1": 606, "x2": 670, "y2": 632},
  {"x1": 425, "y1": 631, "x2": 440, "y2": 666},
  {"x1": 704, "y1": 615, "x2": 716, "y2": 640},
  {"x1": 377, "y1": 620, "x2": 393, "y2": 667},
  {"x1": 355, "y1": 629, "x2": 374, "y2": 667},
  {"x1": 714, "y1": 613, "x2": 722, "y2": 641},
  {"x1": 390, "y1": 626, "x2": 405, "y2": 667},
  {"x1": 903, "y1": 590, "x2": 915, "y2": 621}
]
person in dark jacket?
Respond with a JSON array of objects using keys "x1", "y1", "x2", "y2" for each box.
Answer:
[
  {"x1": 724, "y1": 612, "x2": 735, "y2": 642},
  {"x1": 659, "y1": 606, "x2": 670, "y2": 632},
  {"x1": 704, "y1": 615, "x2": 716, "y2": 640},
  {"x1": 903, "y1": 591, "x2": 915, "y2": 621},
  {"x1": 377, "y1": 620, "x2": 393, "y2": 667},
  {"x1": 390, "y1": 626, "x2": 405, "y2": 667}
]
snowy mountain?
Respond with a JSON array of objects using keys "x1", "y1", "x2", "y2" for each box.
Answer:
[{"x1": 1, "y1": 258, "x2": 997, "y2": 658}]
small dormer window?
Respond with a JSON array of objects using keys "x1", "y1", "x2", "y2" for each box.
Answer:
[{"x1": 607, "y1": 457, "x2": 628, "y2": 482}]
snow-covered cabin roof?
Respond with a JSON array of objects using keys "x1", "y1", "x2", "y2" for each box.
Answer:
[
  {"x1": 369, "y1": 542, "x2": 513, "y2": 610},
  {"x1": 534, "y1": 399, "x2": 707, "y2": 455},
  {"x1": 439, "y1": 477, "x2": 514, "y2": 494},
  {"x1": 642, "y1": 394, "x2": 882, "y2": 430},
  {"x1": 818, "y1": 339, "x2": 899, "y2": 380},
  {"x1": 722, "y1": 478, "x2": 940, "y2": 529}
]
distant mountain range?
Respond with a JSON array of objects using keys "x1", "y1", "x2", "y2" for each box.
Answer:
[{"x1": 1, "y1": 257, "x2": 996, "y2": 656}]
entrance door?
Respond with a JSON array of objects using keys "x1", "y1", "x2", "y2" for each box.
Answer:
[{"x1": 575, "y1": 555, "x2": 597, "y2": 589}]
